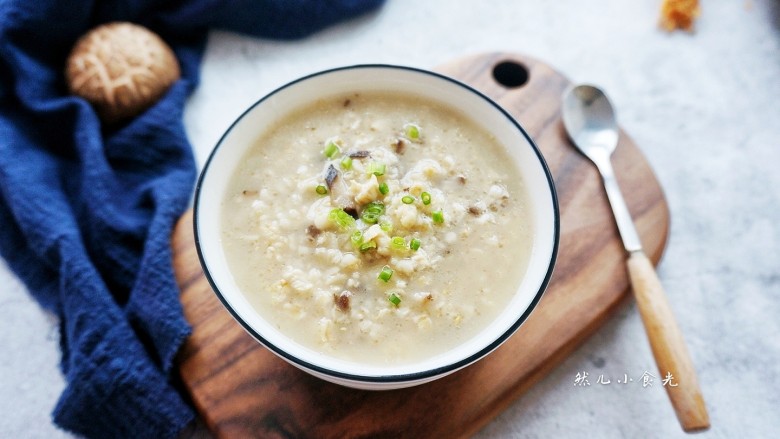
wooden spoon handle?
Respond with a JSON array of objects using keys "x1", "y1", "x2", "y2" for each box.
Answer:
[{"x1": 627, "y1": 251, "x2": 710, "y2": 433}]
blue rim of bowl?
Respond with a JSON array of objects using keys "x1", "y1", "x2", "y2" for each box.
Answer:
[{"x1": 193, "y1": 64, "x2": 560, "y2": 384}]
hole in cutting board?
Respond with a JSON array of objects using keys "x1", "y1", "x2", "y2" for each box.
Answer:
[{"x1": 492, "y1": 61, "x2": 529, "y2": 88}]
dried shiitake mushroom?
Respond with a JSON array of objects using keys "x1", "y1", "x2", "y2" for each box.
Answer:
[{"x1": 65, "y1": 22, "x2": 180, "y2": 123}]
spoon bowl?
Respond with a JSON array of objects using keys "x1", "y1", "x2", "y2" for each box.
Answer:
[{"x1": 562, "y1": 85, "x2": 619, "y2": 157}]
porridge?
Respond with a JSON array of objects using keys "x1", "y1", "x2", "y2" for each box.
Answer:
[{"x1": 221, "y1": 91, "x2": 533, "y2": 365}]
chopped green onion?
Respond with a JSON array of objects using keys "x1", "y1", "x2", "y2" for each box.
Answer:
[
  {"x1": 404, "y1": 123, "x2": 420, "y2": 141},
  {"x1": 379, "y1": 220, "x2": 393, "y2": 232},
  {"x1": 359, "y1": 241, "x2": 377, "y2": 252},
  {"x1": 362, "y1": 213, "x2": 380, "y2": 224},
  {"x1": 378, "y1": 265, "x2": 394, "y2": 282},
  {"x1": 315, "y1": 185, "x2": 328, "y2": 195},
  {"x1": 391, "y1": 236, "x2": 406, "y2": 250},
  {"x1": 410, "y1": 238, "x2": 421, "y2": 251},
  {"x1": 401, "y1": 195, "x2": 415, "y2": 204},
  {"x1": 432, "y1": 209, "x2": 444, "y2": 224},
  {"x1": 323, "y1": 140, "x2": 340, "y2": 158},
  {"x1": 388, "y1": 292, "x2": 402, "y2": 306},
  {"x1": 351, "y1": 230, "x2": 363, "y2": 247},
  {"x1": 365, "y1": 201, "x2": 385, "y2": 214},
  {"x1": 378, "y1": 182, "x2": 389, "y2": 195},
  {"x1": 421, "y1": 191, "x2": 431, "y2": 205},
  {"x1": 340, "y1": 155, "x2": 352, "y2": 170},
  {"x1": 361, "y1": 201, "x2": 385, "y2": 224},
  {"x1": 328, "y1": 208, "x2": 355, "y2": 230},
  {"x1": 366, "y1": 162, "x2": 386, "y2": 176}
]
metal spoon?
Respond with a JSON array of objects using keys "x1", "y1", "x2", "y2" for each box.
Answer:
[{"x1": 562, "y1": 84, "x2": 710, "y2": 433}]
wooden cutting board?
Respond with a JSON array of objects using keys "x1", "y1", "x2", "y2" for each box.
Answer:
[{"x1": 173, "y1": 52, "x2": 669, "y2": 438}]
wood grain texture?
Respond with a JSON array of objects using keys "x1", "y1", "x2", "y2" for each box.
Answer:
[
  {"x1": 173, "y1": 52, "x2": 670, "y2": 438},
  {"x1": 627, "y1": 251, "x2": 709, "y2": 432}
]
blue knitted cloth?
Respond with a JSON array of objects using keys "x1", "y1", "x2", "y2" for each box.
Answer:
[{"x1": 0, "y1": 1, "x2": 383, "y2": 437}]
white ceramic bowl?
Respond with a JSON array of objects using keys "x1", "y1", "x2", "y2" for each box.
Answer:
[{"x1": 194, "y1": 65, "x2": 559, "y2": 390}]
